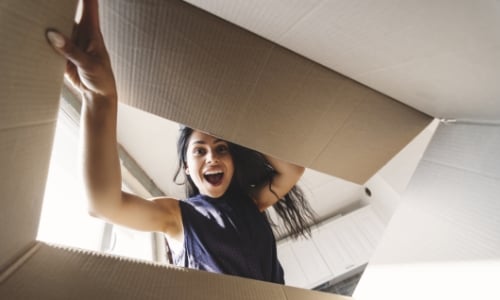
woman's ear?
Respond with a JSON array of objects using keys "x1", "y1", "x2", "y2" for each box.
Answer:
[{"x1": 185, "y1": 167, "x2": 190, "y2": 175}]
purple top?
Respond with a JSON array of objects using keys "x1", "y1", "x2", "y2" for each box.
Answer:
[{"x1": 171, "y1": 191, "x2": 284, "y2": 284}]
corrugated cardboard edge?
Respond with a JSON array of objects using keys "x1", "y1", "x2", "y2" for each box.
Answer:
[
  {"x1": 0, "y1": 242, "x2": 41, "y2": 284},
  {"x1": 0, "y1": 242, "x2": 349, "y2": 299}
]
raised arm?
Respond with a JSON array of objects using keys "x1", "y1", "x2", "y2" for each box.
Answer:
[
  {"x1": 253, "y1": 155, "x2": 305, "y2": 211},
  {"x1": 46, "y1": 0, "x2": 181, "y2": 239}
]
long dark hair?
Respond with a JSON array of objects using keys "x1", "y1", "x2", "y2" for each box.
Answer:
[{"x1": 173, "y1": 127, "x2": 315, "y2": 239}]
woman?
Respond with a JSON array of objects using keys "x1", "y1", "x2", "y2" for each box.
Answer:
[{"x1": 46, "y1": 0, "x2": 314, "y2": 284}]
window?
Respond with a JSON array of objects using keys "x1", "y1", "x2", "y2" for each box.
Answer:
[{"x1": 37, "y1": 93, "x2": 156, "y2": 262}]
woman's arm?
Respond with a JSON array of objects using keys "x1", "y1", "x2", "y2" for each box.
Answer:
[
  {"x1": 80, "y1": 88, "x2": 181, "y2": 237},
  {"x1": 46, "y1": 0, "x2": 181, "y2": 239},
  {"x1": 253, "y1": 154, "x2": 305, "y2": 211}
]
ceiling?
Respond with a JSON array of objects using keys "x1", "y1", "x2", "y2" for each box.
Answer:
[{"x1": 116, "y1": 0, "x2": 498, "y2": 224}]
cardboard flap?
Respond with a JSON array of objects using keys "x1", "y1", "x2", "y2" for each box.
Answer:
[
  {"x1": 354, "y1": 122, "x2": 500, "y2": 299},
  {"x1": 0, "y1": 0, "x2": 77, "y2": 272},
  {"x1": 99, "y1": 0, "x2": 432, "y2": 184},
  {"x1": 283, "y1": 285, "x2": 351, "y2": 300},
  {"x1": 0, "y1": 243, "x2": 348, "y2": 299}
]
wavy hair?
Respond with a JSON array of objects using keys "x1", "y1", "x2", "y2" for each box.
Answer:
[{"x1": 173, "y1": 127, "x2": 315, "y2": 239}]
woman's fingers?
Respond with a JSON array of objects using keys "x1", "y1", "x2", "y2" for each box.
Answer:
[
  {"x1": 46, "y1": 0, "x2": 117, "y2": 98},
  {"x1": 74, "y1": 0, "x2": 104, "y2": 54},
  {"x1": 80, "y1": 0, "x2": 101, "y2": 37},
  {"x1": 46, "y1": 29, "x2": 90, "y2": 70}
]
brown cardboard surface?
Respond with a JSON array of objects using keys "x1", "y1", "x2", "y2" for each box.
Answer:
[
  {"x1": 310, "y1": 86, "x2": 432, "y2": 181},
  {"x1": 0, "y1": 125, "x2": 57, "y2": 270},
  {"x1": 0, "y1": 0, "x2": 77, "y2": 272},
  {"x1": 99, "y1": 0, "x2": 432, "y2": 184},
  {"x1": 0, "y1": 243, "x2": 348, "y2": 300},
  {"x1": 0, "y1": 1, "x2": 74, "y2": 129}
]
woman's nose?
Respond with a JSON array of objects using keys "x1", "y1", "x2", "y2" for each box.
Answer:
[{"x1": 206, "y1": 151, "x2": 219, "y2": 163}]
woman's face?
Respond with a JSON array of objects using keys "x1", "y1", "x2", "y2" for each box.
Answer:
[{"x1": 185, "y1": 130, "x2": 234, "y2": 198}]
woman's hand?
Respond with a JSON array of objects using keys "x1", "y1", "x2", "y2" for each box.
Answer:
[
  {"x1": 254, "y1": 155, "x2": 305, "y2": 211},
  {"x1": 46, "y1": 0, "x2": 116, "y2": 100}
]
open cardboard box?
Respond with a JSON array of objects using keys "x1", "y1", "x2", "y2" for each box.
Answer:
[
  {"x1": 0, "y1": 1, "x2": 423, "y2": 298},
  {"x1": 6, "y1": 0, "x2": 498, "y2": 299}
]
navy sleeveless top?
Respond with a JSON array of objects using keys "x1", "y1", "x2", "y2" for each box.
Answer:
[{"x1": 170, "y1": 192, "x2": 284, "y2": 284}]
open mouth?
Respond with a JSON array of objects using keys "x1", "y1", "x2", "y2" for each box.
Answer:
[{"x1": 204, "y1": 171, "x2": 224, "y2": 186}]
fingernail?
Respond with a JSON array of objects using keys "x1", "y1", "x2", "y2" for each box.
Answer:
[{"x1": 46, "y1": 30, "x2": 65, "y2": 48}]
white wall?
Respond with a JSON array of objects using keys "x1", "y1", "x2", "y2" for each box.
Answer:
[{"x1": 354, "y1": 122, "x2": 500, "y2": 300}]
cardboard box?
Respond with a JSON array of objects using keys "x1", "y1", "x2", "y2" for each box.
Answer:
[
  {"x1": 0, "y1": 0, "x2": 401, "y2": 298},
  {"x1": 9, "y1": 0, "x2": 499, "y2": 299}
]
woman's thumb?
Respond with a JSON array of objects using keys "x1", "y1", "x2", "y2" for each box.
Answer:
[
  {"x1": 46, "y1": 29, "x2": 88, "y2": 69},
  {"x1": 46, "y1": 30, "x2": 66, "y2": 49}
]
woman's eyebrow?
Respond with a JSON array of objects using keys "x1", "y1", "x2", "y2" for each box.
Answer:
[{"x1": 190, "y1": 139, "x2": 225, "y2": 146}]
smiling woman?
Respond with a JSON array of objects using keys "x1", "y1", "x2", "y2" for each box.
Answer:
[
  {"x1": 167, "y1": 126, "x2": 315, "y2": 283},
  {"x1": 183, "y1": 131, "x2": 235, "y2": 198},
  {"x1": 45, "y1": 0, "x2": 314, "y2": 284}
]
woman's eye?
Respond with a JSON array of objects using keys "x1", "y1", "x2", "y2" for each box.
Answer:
[
  {"x1": 193, "y1": 148, "x2": 206, "y2": 155},
  {"x1": 216, "y1": 145, "x2": 229, "y2": 154}
]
